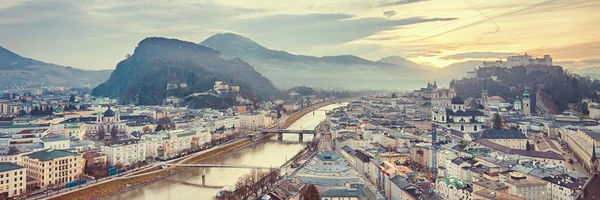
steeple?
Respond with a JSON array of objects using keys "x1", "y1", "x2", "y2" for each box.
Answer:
[
  {"x1": 593, "y1": 142, "x2": 598, "y2": 172},
  {"x1": 482, "y1": 79, "x2": 487, "y2": 93},
  {"x1": 593, "y1": 142, "x2": 597, "y2": 163},
  {"x1": 433, "y1": 80, "x2": 438, "y2": 89}
]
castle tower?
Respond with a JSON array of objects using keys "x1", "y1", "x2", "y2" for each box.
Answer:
[{"x1": 522, "y1": 89, "x2": 532, "y2": 116}]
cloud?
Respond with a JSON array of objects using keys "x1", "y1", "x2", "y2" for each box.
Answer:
[
  {"x1": 378, "y1": 0, "x2": 429, "y2": 7},
  {"x1": 441, "y1": 52, "x2": 516, "y2": 60},
  {"x1": 224, "y1": 14, "x2": 457, "y2": 52},
  {"x1": 556, "y1": 59, "x2": 600, "y2": 71},
  {"x1": 383, "y1": 10, "x2": 396, "y2": 18}
]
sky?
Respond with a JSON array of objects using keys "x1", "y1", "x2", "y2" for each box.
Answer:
[{"x1": 0, "y1": 0, "x2": 599, "y2": 71}]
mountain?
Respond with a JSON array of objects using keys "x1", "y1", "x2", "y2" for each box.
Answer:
[
  {"x1": 0, "y1": 46, "x2": 112, "y2": 89},
  {"x1": 378, "y1": 56, "x2": 432, "y2": 70},
  {"x1": 92, "y1": 37, "x2": 277, "y2": 105},
  {"x1": 200, "y1": 33, "x2": 428, "y2": 90}
]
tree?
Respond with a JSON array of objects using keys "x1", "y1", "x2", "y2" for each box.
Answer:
[
  {"x1": 301, "y1": 184, "x2": 320, "y2": 200},
  {"x1": 391, "y1": 92, "x2": 398, "y2": 98},
  {"x1": 69, "y1": 95, "x2": 76, "y2": 102},
  {"x1": 97, "y1": 127, "x2": 106, "y2": 140},
  {"x1": 110, "y1": 126, "x2": 119, "y2": 140},
  {"x1": 492, "y1": 113, "x2": 503, "y2": 130},
  {"x1": 142, "y1": 126, "x2": 152, "y2": 133},
  {"x1": 115, "y1": 163, "x2": 125, "y2": 171}
]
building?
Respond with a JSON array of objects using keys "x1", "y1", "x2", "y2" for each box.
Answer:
[
  {"x1": 482, "y1": 54, "x2": 552, "y2": 68},
  {"x1": 478, "y1": 129, "x2": 528, "y2": 149},
  {"x1": 321, "y1": 184, "x2": 361, "y2": 200},
  {"x1": 431, "y1": 95, "x2": 486, "y2": 133},
  {"x1": 143, "y1": 129, "x2": 198, "y2": 159},
  {"x1": 0, "y1": 162, "x2": 26, "y2": 198},
  {"x1": 436, "y1": 177, "x2": 472, "y2": 200},
  {"x1": 64, "y1": 123, "x2": 86, "y2": 140},
  {"x1": 41, "y1": 134, "x2": 71, "y2": 150},
  {"x1": 473, "y1": 188, "x2": 526, "y2": 200},
  {"x1": 100, "y1": 139, "x2": 146, "y2": 166},
  {"x1": 557, "y1": 127, "x2": 599, "y2": 172},
  {"x1": 430, "y1": 81, "x2": 457, "y2": 109},
  {"x1": 499, "y1": 172, "x2": 548, "y2": 200},
  {"x1": 522, "y1": 89, "x2": 533, "y2": 116},
  {"x1": 354, "y1": 150, "x2": 371, "y2": 176},
  {"x1": 19, "y1": 149, "x2": 81, "y2": 188},
  {"x1": 86, "y1": 107, "x2": 126, "y2": 138},
  {"x1": 239, "y1": 111, "x2": 272, "y2": 130},
  {"x1": 542, "y1": 174, "x2": 585, "y2": 200}
]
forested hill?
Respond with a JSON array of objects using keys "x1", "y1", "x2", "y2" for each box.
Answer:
[
  {"x1": 0, "y1": 45, "x2": 111, "y2": 88},
  {"x1": 454, "y1": 66, "x2": 600, "y2": 114},
  {"x1": 92, "y1": 37, "x2": 277, "y2": 105}
]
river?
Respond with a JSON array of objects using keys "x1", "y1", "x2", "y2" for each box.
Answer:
[{"x1": 109, "y1": 103, "x2": 345, "y2": 200}]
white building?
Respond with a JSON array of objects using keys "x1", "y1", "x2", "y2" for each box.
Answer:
[
  {"x1": 436, "y1": 177, "x2": 472, "y2": 200},
  {"x1": 500, "y1": 172, "x2": 548, "y2": 200},
  {"x1": 542, "y1": 175, "x2": 584, "y2": 200},
  {"x1": 483, "y1": 54, "x2": 552, "y2": 68},
  {"x1": 41, "y1": 134, "x2": 71, "y2": 150},
  {"x1": 239, "y1": 111, "x2": 272, "y2": 130},
  {"x1": 432, "y1": 96, "x2": 486, "y2": 133},
  {"x1": 100, "y1": 139, "x2": 146, "y2": 166},
  {"x1": 86, "y1": 107, "x2": 126, "y2": 137},
  {"x1": 0, "y1": 162, "x2": 26, "y2": 198},
  {"x1": 142, "y1": 129, "x2": 199, "y2": 159}
]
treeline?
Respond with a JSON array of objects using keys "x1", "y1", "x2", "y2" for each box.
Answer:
[
  {"x1": 26, "y1": 104, "x2": 85, "y2": 116},
  {"x1": 216, "y1": 169, "x2": 278, "y2": 200}
]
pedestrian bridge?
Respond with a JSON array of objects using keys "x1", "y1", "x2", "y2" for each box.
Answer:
[
  {"x1": 261, "y1": 129, "x2": 317, "y2": 134},
  {"x1": 163, "y1": 164, "x2": 273, "y2": 169},
  {"x1": 261, "y1": 129, "x2": 318, "y2": 140}
]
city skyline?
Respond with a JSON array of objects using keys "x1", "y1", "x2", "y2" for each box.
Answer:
[{"x1": 1, "y1": 0, "x2": 599, "y2": 70}]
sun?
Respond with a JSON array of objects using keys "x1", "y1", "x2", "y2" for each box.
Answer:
[{"x1": 409, "y1": 57, "x2": 458, "y2": 68}]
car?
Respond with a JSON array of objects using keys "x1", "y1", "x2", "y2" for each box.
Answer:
[{"x1": 568, "y1": 159, "x2": 574, "y2": 164}]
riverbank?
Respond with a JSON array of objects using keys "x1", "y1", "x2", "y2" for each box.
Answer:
[
  {"x1": 47, "y1": 102, "x2": 334, "y2": 200},
  {"x1": 48, "y1": 140, "x2": 253, "y2": 200},
  {"x1": 283, "y1": 101, "x2": 333, "y2": 128}
]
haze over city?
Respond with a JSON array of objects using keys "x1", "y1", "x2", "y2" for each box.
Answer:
[
  {"x1": 1, "y1": 0, "x2": 599, "y2": 70},
  {"x1": 3, "y1": 1, "x2": 600, "y2": 200}
]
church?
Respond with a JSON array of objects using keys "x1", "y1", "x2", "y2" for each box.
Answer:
[
  {"x1": 431, "y1": 95, "x2": 486, "y2": 133},
  {"x1": 86, "y1": 106, "x2": 127, "y2": 138}
]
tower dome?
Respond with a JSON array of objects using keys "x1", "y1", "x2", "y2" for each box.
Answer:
[{"x1": 103, "y1": 106, "x2": 115, "y2": 117}]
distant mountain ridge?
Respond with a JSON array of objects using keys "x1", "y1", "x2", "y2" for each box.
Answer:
[
  {"x1": 0, "y1": 45, "x2": 112, "y2": 89},
  {"x1": 93, "y1": 37, "x2": 277, "y2": 105},
  {"x1": 200, "y1": 33, "x2": 428, "y2": 89},
  {"x1": 377, "y1": 56, "x2": 432, "y2": 70}
]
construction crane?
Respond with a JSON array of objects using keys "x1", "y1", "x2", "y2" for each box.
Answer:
[{"x1": 431, "y1": 123, "x2": 438, "y2": 181}]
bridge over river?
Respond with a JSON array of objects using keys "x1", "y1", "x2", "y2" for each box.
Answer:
[{"x1": 109, "y1": 103, "x2": 346, "y2": 200}]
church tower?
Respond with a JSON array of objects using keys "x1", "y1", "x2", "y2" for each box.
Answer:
[
  {"x1": 523, "y1": 89, "x2": 532, "y2": 116},
  {"x1": 481, "y1": 79, "x2": 488, "y2": 108},
  {"x1": 513, "y1": 95, "x2": 522, "y2": 111}
]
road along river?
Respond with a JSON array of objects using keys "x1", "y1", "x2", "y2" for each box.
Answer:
[{"x1": 109, "y1": 103, "x2": 346, "y2": 200}]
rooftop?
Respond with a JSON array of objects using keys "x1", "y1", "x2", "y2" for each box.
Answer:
[
  {"x1": 479, "y1": 129, "x2": 526, "y2": 139},
  {"x1": 0, "y1": 162, "x2": 23, "y2": 172},
  {"x1": 24, "y1": 149, "x2": 79, "y2": 161}
]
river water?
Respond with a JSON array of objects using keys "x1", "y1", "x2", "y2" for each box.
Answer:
[{"x1": 110, "y1": 103, "x2": 345, "y2": 200}]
